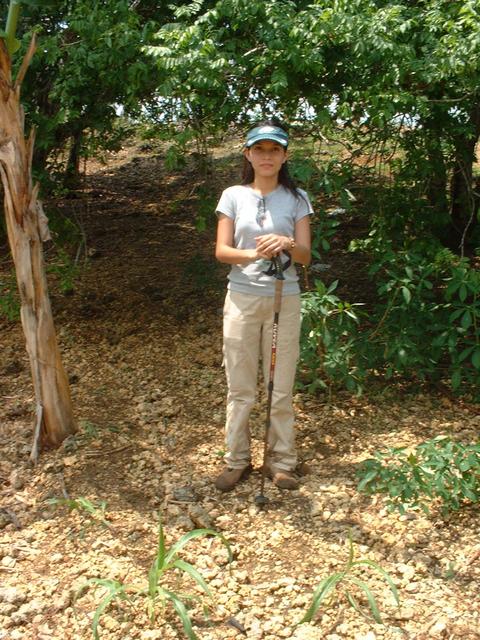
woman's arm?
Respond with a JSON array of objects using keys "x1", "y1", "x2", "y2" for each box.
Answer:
[
  {"x1": 215, "y1": 214, "x2": 269, "y2": 265},
  {"x1": 255, "y1": 215, "x2": 311, "y2": 265}
]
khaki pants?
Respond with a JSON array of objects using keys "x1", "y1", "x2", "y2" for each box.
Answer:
[{"x1": 222, "y1": 290, "x2": 301, "y2": 471}]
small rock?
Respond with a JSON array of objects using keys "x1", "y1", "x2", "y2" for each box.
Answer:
[
  {"x1": 174, "y1": 515, "x2": 194, "y2": 531},
  {"x1": 429, "y1": 619, "x2": 448, "y2": 635},
  {"x1": 397, "y1": 563, "x2": 415, "y2": 580},
  {"x1": 405, "y1": 581, "x2": 419, "y2": 593},
  {"x1": 0, "y1": 587, "x2": 27, "y2": 605},
  {"x1": 141, "y1": 630, "x2": 164, "y2": 640},
  {"x1": 394, "y1": 606, "x2": 415, "y2": 620},
  {"x1": 52, "y1": 592, "x2": 72, "y2": 613},
  {"x1": 102, "y1": 615, "x2": 119, "y2": 631},
  {"x1": 0, "y1": 603, "x2": 16, "y2": 615},
  {"x1": 1, "y1": 556, "x2": 16, "y2": 568},
  {"x1": 9, "y1": 470, "x2": 25, "y2": 491},
  {"x1": 188, "y1": 504, "x2": 214, "y2": 529},
  {"x1": 11, "y1": 598, "x2": 45, "y2": 625}
]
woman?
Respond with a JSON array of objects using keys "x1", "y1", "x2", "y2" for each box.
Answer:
[{"x1": 214, "y1": 119, "x2": 312, "y2": 492}]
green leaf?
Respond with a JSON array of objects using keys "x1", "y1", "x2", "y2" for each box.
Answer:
[
  {"x1": 172, "y1": 559, "x2": 212, "y2": 598},
  {"x1": 164, "y1": 529, "x2": 232, "y2": 565},
  {"x1": 451, "y1": 369, "x2": 462, "y2": 390},
  {"x1": 351, "y1": 559, "x2": 400, "y2": 605},
  {"x1": 75, "y1": 579, "x2": 130, "y2": 640},
  {"x1": 164, "y1": 589, "x2": 198, "y2": 640},
  {"x1": 326, "y1": 280, "x2": 339, "y2": 294},
  {"x1": 459, "y1": 345, "x2": 474, "y2": 362},
  {"x1": 298, "y1": 572, "x2": 345, "y2": 624},
  {"x1": 472, "y1": 348, "x2": 480, "y2": 370},
  {"x1": 148, "y1": 559, "x2": 161, "y2": 599},
  {"x1": 461, "y1": 311, "x2": 472, "y2": 330},
  {"x1": 345, "y1": 589, "x2": 369, "y2": 620},
  {"x1": 401, "y1": 286, "x2": 411, "y2": 304},
  {"x1": 346, "y1": 576, "x2": 383, "y2": 623},
  {"x1": 157, "y1": 518, "x2": 166, "y2": 567}
]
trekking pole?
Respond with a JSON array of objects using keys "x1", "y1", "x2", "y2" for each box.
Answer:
[{"x1": 255, "y1": 255, "x2": 285, "y2": 510}]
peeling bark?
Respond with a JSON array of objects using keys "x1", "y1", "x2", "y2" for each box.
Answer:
[{"x1": 0, "y1": 37, "x2": 76, "y2": 461}]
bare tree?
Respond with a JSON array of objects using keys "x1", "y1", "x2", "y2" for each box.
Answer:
[{"x1": 0, "y1": 6, "x2": 76, "y2": 463}]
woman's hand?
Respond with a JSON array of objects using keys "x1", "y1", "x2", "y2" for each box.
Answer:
[{"x1": 255, "y1": 234, "x2": 290, "y2": 258}]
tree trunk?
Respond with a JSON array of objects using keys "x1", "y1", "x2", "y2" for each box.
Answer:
[
  {"x1": 64, "y1": 128, "x2": 83, "y2": 189},
  {"x1": 450, "y1": 101, "x2": 480, "y2": 246},
  {"x1": 425, "y1": 138, "x2": 448, "y2": 217},
  {"x1": 0, "y1": 37, "x2": 76, "y2": 461}
]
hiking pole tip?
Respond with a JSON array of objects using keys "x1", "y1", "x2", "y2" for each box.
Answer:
[{"x1": 254, "y1": 494, "x2": 269, "y2": 510}]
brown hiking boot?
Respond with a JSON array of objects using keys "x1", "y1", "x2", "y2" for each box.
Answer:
[
  {"x1": 265, "y1": 463, "x2": 299, "y2": 490},
  {"x1": 214, "y1": 464, "x2": 253, "y2": 492}
]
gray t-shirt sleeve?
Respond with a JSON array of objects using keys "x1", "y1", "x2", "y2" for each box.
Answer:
[
  {"x1": 295, "y1": 189, "x2": 314, "y2": 221},
  {"x1": 216, "y1": 188, "x2": 236, "y2": 219}
]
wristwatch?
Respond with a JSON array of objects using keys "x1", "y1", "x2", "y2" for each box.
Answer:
[{"x1": 288, "y1": 237, "x2": 296, "y2": 250}]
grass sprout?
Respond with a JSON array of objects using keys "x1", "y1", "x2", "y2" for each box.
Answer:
[
  {"x1": 48, "y1": 496, "x2": 109, "y2": 528},
  {"x1": 298, "y1": 530, "x2": 399, "y2": 627},
  {"x1": 75, "y1": 516, "x2": 232, "y2": 640}
]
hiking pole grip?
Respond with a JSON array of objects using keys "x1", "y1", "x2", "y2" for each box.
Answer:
[{"x1": 273, "y1": 269, "x2": 283, "y2": 314}]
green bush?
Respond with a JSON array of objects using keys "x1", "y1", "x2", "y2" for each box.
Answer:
[
  {"x1": 299, "y1": 279, "x2": 364, "y2": 394},
  {"x1": 357, "y1": 436, "x2": 480, "y2": 515}
]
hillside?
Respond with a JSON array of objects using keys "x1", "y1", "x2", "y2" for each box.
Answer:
[{"x1": 0, "y1": 140, "x2": 479, "y2": 640}]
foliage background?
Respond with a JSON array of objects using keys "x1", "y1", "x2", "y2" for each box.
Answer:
[{"x1": 2, "y1": 0, "x2": 480, "y2": 397}]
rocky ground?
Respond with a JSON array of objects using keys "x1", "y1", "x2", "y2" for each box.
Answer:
[{"x1": 0, "y1": 140, "x2": 479, "y2": 640}]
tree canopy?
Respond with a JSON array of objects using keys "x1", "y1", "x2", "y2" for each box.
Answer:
[{"x1": 3, "y1": 0, "x2": 480, "y2": 396}]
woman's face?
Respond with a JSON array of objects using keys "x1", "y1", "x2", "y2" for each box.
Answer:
[{"x1": 244, "y1": 140, "x2": 287, "y2": 178}]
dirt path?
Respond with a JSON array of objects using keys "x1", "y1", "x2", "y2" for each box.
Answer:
[{"x1": 0, "y1": 142, "x2": 479, "y2": 640}]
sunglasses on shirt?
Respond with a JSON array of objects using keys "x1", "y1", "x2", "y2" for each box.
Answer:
[{"x1": 256, "y1": 197, "x2": 267, "y2": 228}]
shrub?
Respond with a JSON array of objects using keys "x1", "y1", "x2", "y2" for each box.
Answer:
[{"x1": 357, "y1": 436, "x2": 480, "y2": 515}]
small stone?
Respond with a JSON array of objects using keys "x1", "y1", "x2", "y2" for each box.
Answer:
[
  {"x1": 102, "y1": 615, "x2": 119, "y2": 631},
  {"x1": 430, "y1": 619, "x2": 448, "y2": 635},
  {"x1": 188, "y1": 505, "x2": 213, "y2": 529},
  {"x1": 14, "y1": 598, "x2": 45, "y2": 623},
  {"x1": 22, "y1": 530, "x2": 36, "y2": 543},
  {"x1": 1, "y1": 556, "x2": 16, "y2": 568},
  {"x1": 395, "y1": 606, "x2": 415, "y2": 620},
  {"x1": 53, "y1": 592, "x2": 72, "y2": 613},
  {"x1": 0, "y1": 588, "x2": 26, "y2": 605},
  {"x1": 355, "y1": 632, "x2": 377, "y2": 640},
  {"x1": 397, "y1": 563, "x2": 415, "y2": 580},
  {"x1": 174, "y1": 515, "x2": 194, "y2": 531},
  {"x1": 0, "y1": 603, "x2": 16, "y2": 615},
  {"x1": 141, "y1": 630, "x2": 164, "y2": 640},
  {"x1": 9, "y1": 470, "x2": 25, "y2": 491}
]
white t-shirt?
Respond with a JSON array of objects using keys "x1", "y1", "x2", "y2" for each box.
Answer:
[{"x1": 216, "y1": 184, "x2": 313, "y2": 296}]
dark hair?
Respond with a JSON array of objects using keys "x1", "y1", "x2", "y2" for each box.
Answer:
[{"x1": 241, "y1": 118, "x2": 301, "y2": 199}]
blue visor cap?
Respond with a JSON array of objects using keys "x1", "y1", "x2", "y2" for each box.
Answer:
[{"x1": 245, "y1": 125, "x2": 289, "y2": 148}]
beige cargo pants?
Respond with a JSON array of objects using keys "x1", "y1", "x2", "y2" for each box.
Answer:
[{"x1": 222, "y1": 290, "x2": 301, "y2": 471}]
